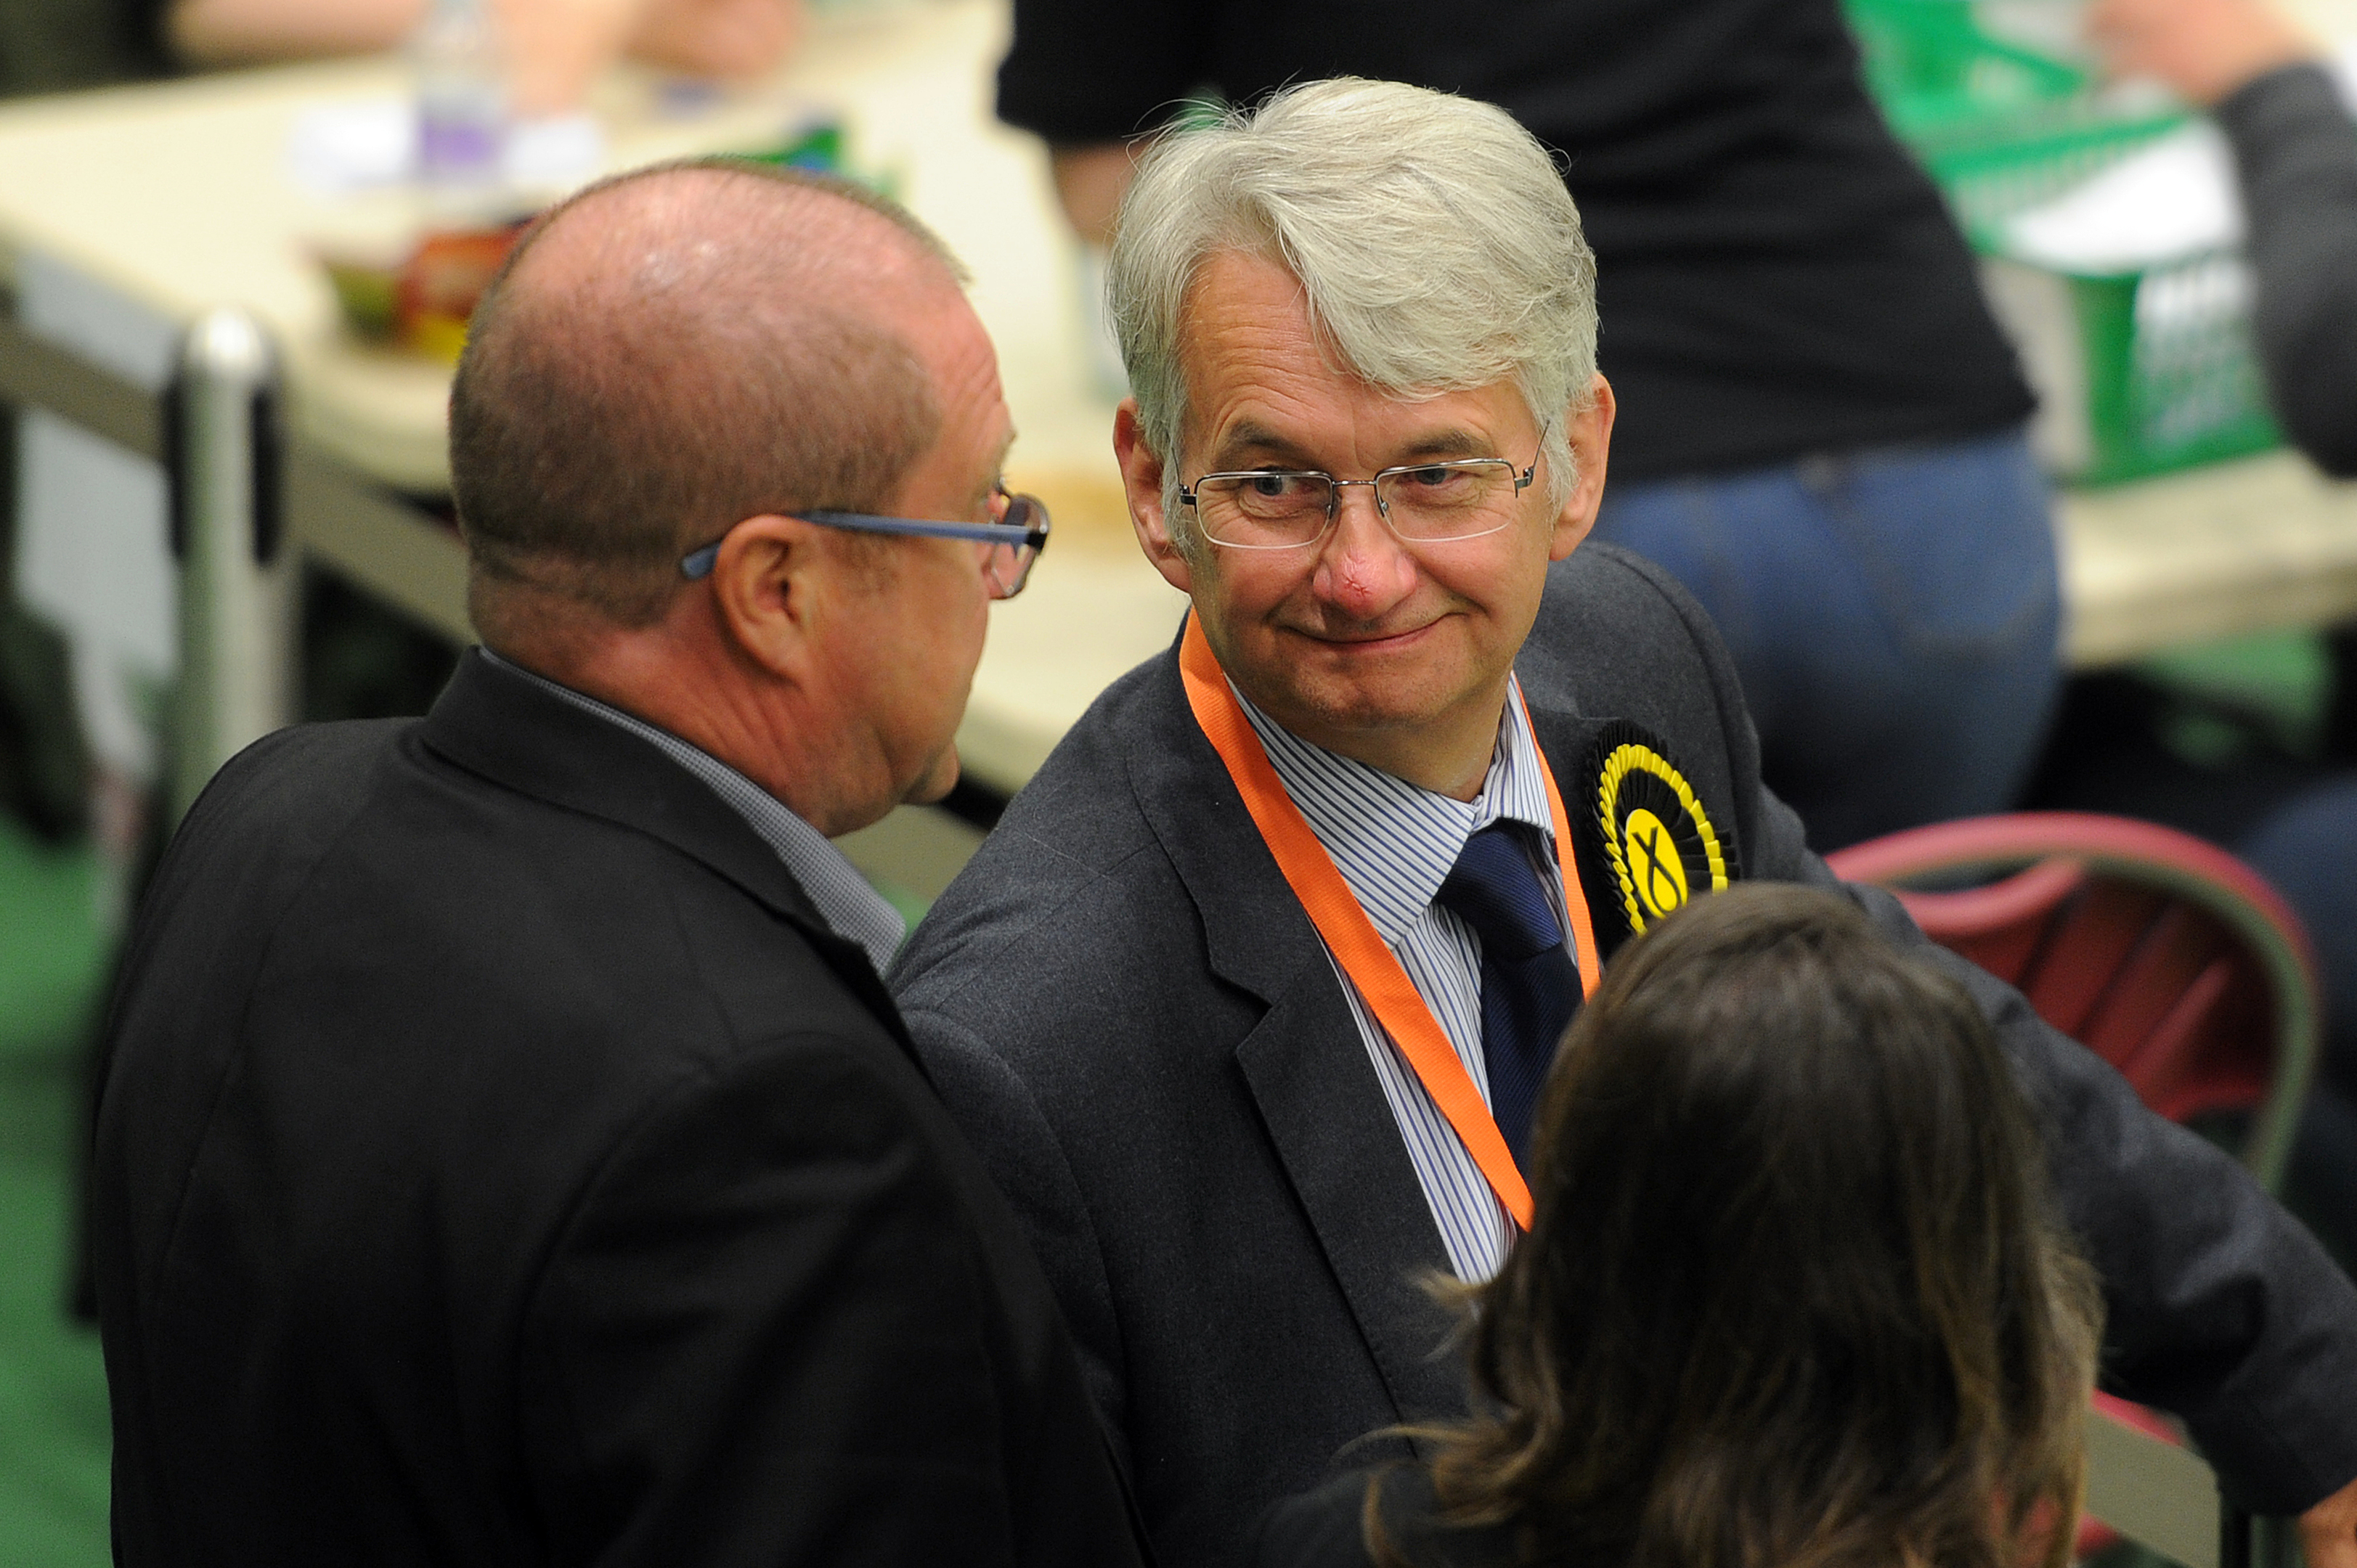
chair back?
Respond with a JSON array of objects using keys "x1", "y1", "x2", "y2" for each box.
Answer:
[{"x1": 1825, "y1": 812, "x2": 2318, "y2": 1191}]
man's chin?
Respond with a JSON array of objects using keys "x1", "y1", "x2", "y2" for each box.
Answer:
[
  {"x1": 1269, "y1": 686, "x2": 1449, "y2": 748},
  {"x1": 904, "y1": 746, "x2": 963, "y2": 808}
]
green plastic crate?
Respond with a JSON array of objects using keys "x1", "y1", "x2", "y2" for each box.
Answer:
[
  {"x1": 1847, "y1": 0, "x2": 2091, "y2": 155},
  {"x1": 1848, "y1": 0, "x2": 2279, "y2": 484},
  {"x1": 1938, "y1": 124, "x2": 2281, "y2": 485}
]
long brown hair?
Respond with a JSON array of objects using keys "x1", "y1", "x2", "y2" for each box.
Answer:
[{"x1": 1385, "y1": 883, "x2": 2102, "y2": 1568}]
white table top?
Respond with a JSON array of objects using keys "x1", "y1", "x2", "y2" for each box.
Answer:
[{"x1": 1, "y1": 1, "x2": 2353, "y2": 790}]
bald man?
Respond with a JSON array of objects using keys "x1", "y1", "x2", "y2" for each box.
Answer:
[{"x1": 91, "y1": 161, "x2": 1145, "y2": 1568}]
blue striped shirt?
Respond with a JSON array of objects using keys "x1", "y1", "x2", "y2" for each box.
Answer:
[
  {"x1": 1234, "y1": 677, "x2": 1575, "y2": 1282},
  {"x1": 484, "y1": 650, "x2": 908, "y2": 976}
]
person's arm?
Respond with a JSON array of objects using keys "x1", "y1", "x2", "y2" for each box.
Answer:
[
  {"x1": 167, "y1": 0, "x2": 798, "y2": 114},
  {"x1": 166, "y1": 0, "x2": 630, "y2": 110},
  {"x1": 2215, "y1": 63, "x2": 2357, "y2": 477},
  {"x1": 998, "y1": 0, "x2": 1205, "y2": 242},
  {"x1": 2087, "y1": 0, "x2": 2357, "y2": 475},
  {"x1": 520, "y1": 1029, "x2": 1132, "y2": 1566},
  {"x1": 1777, "y1": 804, "x2": 2357, "y2": 1561},
  {"x1": 166, "y1": 0, "x2": 425, "y2": 65},
  {"x1": 1052, "y1": 141, "x2": 1154, "y2": 249},
  {"x1": 622, "y1": 0, "x2": 799, "y2": 87},
  {"x1": 1602, "y1": 539, "x2": 2357, "y2": 1544}
]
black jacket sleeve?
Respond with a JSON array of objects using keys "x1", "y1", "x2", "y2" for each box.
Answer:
[
  {"x1": 2216, "y1": 62, "x2": 2357, "y2": 477},
  {"x1": 1735, "y1": 707, "x2": 2357, "y2": 1516},
  {"x1": 1601, "y1": 539, "x2": 2357, "y2": 1515}
]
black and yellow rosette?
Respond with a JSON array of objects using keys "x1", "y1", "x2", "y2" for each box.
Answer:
[{"x1": 1585, "y1": 722, "x2": 1730, "y2": 942}]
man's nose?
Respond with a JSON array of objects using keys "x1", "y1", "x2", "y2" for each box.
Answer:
[{"x1": 1311, "y1": 483, "x2": 1418, "y2": 617}]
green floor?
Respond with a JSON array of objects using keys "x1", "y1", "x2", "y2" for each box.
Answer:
[{"x1": 0, "y1": 820, "x2": 112, "y2": 1567}]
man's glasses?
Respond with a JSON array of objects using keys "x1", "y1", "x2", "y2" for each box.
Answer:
[
  {"x1": 1179, "y1": 436, "x2": 1544, "y2": 551},
  {"x1": 680, "y1": 485, "x2": 1051, "y2": 599}
]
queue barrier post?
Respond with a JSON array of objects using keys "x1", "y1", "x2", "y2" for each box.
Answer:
[{"x1": 166, "y1": 307, "x2": 293, "y2": 823}]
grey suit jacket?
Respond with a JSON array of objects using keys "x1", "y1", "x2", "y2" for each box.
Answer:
[{"x1": 894, "y1": 542, "x2": 2357, "y2": 1568}]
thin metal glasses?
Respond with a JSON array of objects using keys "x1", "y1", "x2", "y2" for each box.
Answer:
[
  {"x1": 680, "y1": 483, "x2": 1051, "y2": 599},
  {"x1": 1178, "y1": 436, "x2": 1544, "y2": 550}
]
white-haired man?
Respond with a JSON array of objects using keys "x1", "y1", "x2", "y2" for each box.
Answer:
[{"x1": 891, "y1": 80, "x2": 2357, "y2": 1568}]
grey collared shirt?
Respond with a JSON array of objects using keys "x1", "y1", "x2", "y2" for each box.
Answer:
[{"x1": 484, "y1": 650, "x2": 907, "y2": 974}]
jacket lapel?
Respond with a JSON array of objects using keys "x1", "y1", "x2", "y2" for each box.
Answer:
[
  {"x1": 418, "y1": 650, "x2": 917, "y2": 1056},
  {"x1": 1126, "y1": 655, "x2": 1463, "y2": 1424}
]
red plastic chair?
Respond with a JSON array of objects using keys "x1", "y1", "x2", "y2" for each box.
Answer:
[
  {"x1": 1826, "y1": 811, "x2": 2318, "y2": 1192},
  {"x1": 1827, "y1": 812, "x2": 2320, "y2": 1563}
]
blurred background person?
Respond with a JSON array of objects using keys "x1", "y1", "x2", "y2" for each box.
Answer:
[
  {"x1": 169, "y1": 0, "x2": 805, "y2": 114},
  {"x1": 1254, "y1": 883, "x2": 2103, "y2": 1568},
  {"x1": 2088, "y1": 0, "x2": 2357, "y2": 1268},
  {"x1": 1008, "y1": 0, "x2": 2064, "y2": 852},
  {"x1": 2092, "y1": 0, "x2": 2357, "y2": 478}
]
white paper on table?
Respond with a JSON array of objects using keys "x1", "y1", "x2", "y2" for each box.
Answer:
[
  {"x1": 1996, "y1": 40, "x2": 2357, "y2": 273},
  {"x1": 285, "y1": 98, "x2": 605, "y2": 197},
  {"x1": 286, "y1": 98, "x2": 415, "y2": 195}
]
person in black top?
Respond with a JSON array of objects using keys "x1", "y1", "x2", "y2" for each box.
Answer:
[
  {"x1": 1253, "y1": 882, "x2": 2104, "y2": 1568},
  {"x1": 1002, "y1": 0, "x2": 2059, "y2": 850},
  {"x1": 163, "y1": 0, "x2": 803, "y2": 113}
]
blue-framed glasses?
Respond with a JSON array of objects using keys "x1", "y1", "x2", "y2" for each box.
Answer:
[{"x1": 680, "y1": 486, "x2": 1051, "y2": 599}]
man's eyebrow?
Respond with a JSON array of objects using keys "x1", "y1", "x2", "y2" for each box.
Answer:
[
  {"x1": 978, "y1": 428, "x2": 1018, "y2": 505},
  {"x1": 1208, "y1": 420, "x2": 1317, "y2": 470},
  {"x1": 1208, "y1": 421, "x2": 1503, "y2": 470},
  {"x1": 1390, "y1": 430, "x2": 1494, "y2": 462}
]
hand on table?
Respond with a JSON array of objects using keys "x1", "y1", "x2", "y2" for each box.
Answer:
[
  {"x1": 494, "y1": 0, "x2": 802, "y2": 115},
  {"x1": 492, "y1": 0, "x2": 642, "y2": 114},
  {"x1": 629, "y1": 0, "x2": 805, "y2": 83},
  {"x1": 2087, "y1": 0, "x2": 2322, "y2": 106}
]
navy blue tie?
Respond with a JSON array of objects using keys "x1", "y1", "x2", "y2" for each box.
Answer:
[{"x1": 1433, "y1": 823, "x2": 1579, "y2": 1170}]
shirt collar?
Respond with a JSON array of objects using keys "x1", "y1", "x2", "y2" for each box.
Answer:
[
  {"x1": 480, "y1": 649, "x2": 907, "y2": 973},
  {"x1": 1234, "y1": 674, "x2": 1555, "y2": 946}
]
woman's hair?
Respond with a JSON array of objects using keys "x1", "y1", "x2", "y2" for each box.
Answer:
[{"x1": 1387, "y1": 883, "x2": 2103, "y2": 1568}]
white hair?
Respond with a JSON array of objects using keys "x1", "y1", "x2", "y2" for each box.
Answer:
[{"x1": 1106, "y1": 78, "x2": 1599, "y2": 546}]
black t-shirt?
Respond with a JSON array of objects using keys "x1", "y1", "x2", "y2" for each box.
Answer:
[{"x1": 1000, "y1": 0, "x2": 2037, "y2": 482}]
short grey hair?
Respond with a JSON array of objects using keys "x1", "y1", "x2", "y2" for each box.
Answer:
[{"x1": 1106, "y1": 78, "x2": 1598, "y2": 541}]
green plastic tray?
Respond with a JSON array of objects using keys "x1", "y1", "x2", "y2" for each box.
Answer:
[{"x1": 1848, "y1": 0, "x2": 2279, "y2": 483}]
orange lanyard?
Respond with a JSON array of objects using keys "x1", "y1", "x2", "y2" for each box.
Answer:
[{"x1": 1177, "y1": 614, "x2": 1600, "y2": 1228}]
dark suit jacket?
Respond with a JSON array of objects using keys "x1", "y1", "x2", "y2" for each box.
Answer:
[
  {"x1": 1251, "y1": 1468, "x2": 1510, "y2": 1568},
  {"x1": 893, "y1": 543, "x2": 2357, "y2": 1568},
  {"x1": 94, "y1": 650, "x2": 1147, "y2": 1568}
]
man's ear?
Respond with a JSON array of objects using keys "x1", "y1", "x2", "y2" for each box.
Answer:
[
  {"x1": 1115, "y1": 399, "x2": 1194, "y2": 595},
  {"x1": 706, "y1": 513, "x2": 832, "y2": 679},
  {"x1": 1549, "y1": 374, "x2": 1617, "y2": 562}
]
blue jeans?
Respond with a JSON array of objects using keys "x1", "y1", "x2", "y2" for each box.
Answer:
[{"x1": 1591, "y1": 426, "x2": 2064, "y2": 852}]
